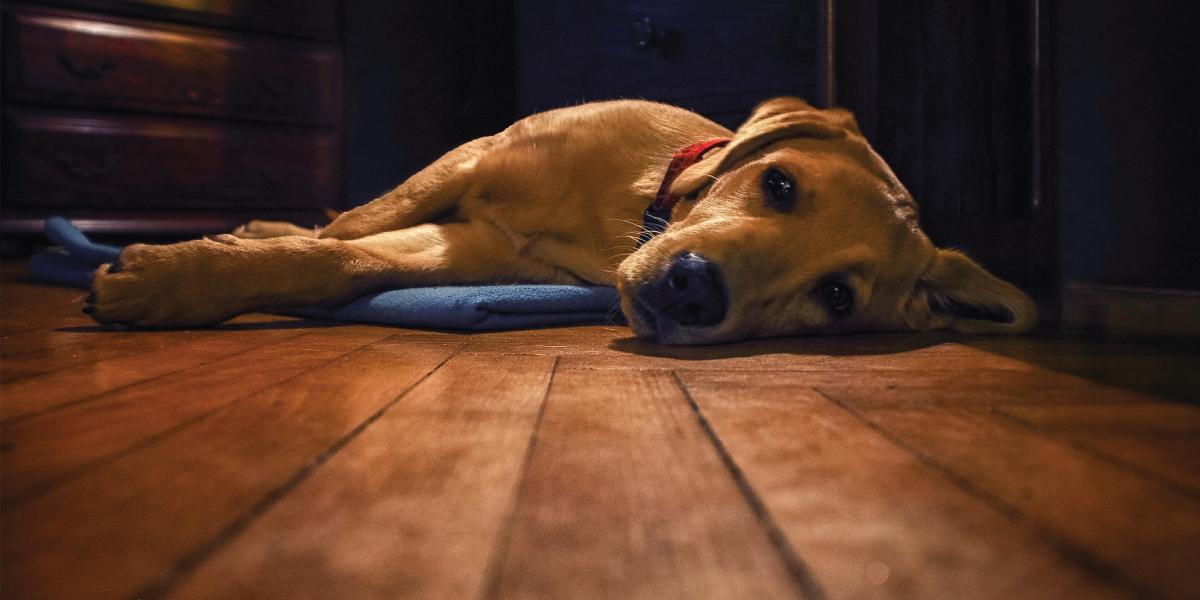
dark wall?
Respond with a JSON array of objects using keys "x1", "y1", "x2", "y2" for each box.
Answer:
[
  {"x1": 342, "y1": 0, "x2": 515, "y2": 207},
  {"x1": 1056, "y1": 1, "x2": 1200, "y2": 288}
]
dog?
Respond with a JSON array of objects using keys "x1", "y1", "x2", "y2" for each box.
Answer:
[{"x1": 84, "y1": 97, "x2": 1036, "y2": 345}]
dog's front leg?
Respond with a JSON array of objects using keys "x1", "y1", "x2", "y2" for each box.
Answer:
[
  {"x1": 86, "y1": 234, "x2": 385, "y2": 327},
  {"x1": 85, "y1": 223, "x2": 569, "y2": 327}
]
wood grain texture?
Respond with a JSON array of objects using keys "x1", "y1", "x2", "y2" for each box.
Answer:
[
  {"x1": 846, "y1": 403, "x2": 1200, "y2": 599},
  {"x1": 0, "y1": 272, "x2": 95, "y2": 338},
  {"x1": 2, "y1": 326, "x2": 243, "y2": 381},
  {"x1": 5, "y1": 8, "x2": 341, "y2": 124},
  {"x1": 2, "y1": 338, "x2": 457, "y2": 600},
  {"x1": 679, "y1": 372, "x2": 1131, "y2": 600},
  {"x1": 0, "y1": 321, "x2": 314, "y2": 419},
  {"x1": 0, "y1": 327, "x2": 391, "y2": 504},
  {"x1": 3, "y1": 272, "x2": 1198, "y2": 600},
  {"x1": 996, "y1": 403, "x2": 1200, "y2": 497},
  {"x1": 4, "y1": 110, "x2": 340, "y2": 212},
  {"x1": 673, "y1": 369, "x2": 1158, "y2": 409},
  {"x1": 487, "y1": 369, "x2": 806, "y2": 600},
  {"x1": 167, "y1": 352, "x2": 555, "y2": 600},
  {"x1": 42, "y1": 0, "x2": 341, "y2": 41}
]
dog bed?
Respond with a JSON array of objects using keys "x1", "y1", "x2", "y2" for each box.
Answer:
[{"x1": 29, "y1": 217, "x2": 623, "y2": 331}]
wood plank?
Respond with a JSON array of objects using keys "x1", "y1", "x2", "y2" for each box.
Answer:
[
  {"x1": 0, "y1": 326, "x2": 314, "y2": 421},
  {"x1": 3, "y1": 326, "x2": 125, "y2": 357},
  {"x1": 1, "y1": 339, "x2": 459, "y2": 600},
  {"x1": 0, "y1": 280, "x2": 95, "y2": 338},
  {"x1": 0, "y1": 328, "x2": 392, "y2": 504},
  {"x1": 386, "y1": 325, "x2": 630, "y2": 355},
  {"x1": 812, "y1": 377, "x2": 1157, "y2": 407},
  {"x1": 995, "y1": 402, "x2": 1200, "y2": 434},
  {"x1": 679, "y1": 371, "x2": 1132, "y2": 600},
  {"x1": 843, "y1": 401, "x2": 1200, "y2": 599},
  {"x1": 164, "y1": 352, "x2": 554, "y2": 600},
  {"x1": 660, "y1": 369, "x2": 1159, "y2": 408},
  {"x1": 996, "y1": 403, "x2": 1200, "y2": 496},
  {"x1": 0, "y1": 313, "x2": 311, "y2": 381},
  {"x1": 487, "y1": 369, "x2": 805, "y2": 600}
]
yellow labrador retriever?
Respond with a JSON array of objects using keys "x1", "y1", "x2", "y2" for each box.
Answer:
[{"x1": 84, "y1": 97, "x2": 1035, "y2": 344}]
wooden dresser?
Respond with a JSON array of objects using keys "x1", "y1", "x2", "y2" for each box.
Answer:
[
  {"x1": 516, "y1": 0, "x2": 828, "y2": 129},
  {"x1": 1, "y1": 0, "x2": 342, "y2": 237}
]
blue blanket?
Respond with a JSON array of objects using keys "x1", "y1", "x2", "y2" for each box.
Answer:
[{"x1": 29, "y1": 217, "x2": 623, "y2": 331}]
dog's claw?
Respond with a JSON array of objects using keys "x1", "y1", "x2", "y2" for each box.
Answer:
[
  {"x1": 108, "y1": 259, "x2": 124, "y2": 274},
  {"x1": 85, "y1": 292, "x2": 96, "y2": 303},
  {"x1": 82, "y1": 306, "x2": 95, "y2": 315}
]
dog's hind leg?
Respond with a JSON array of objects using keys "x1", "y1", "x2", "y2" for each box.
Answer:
[
  {"x1": 319, "y1": 136, "x2": 498, "y2": 241},
  {"x1": 86, "y1": 221, "x2": 570, "y2": 327}
]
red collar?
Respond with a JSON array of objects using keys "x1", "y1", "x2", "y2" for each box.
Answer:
[{"x1": 638, "y1": 137, "x2": 731, "y2": 246}]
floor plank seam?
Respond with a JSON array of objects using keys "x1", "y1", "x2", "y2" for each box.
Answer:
[
  {"x1": 988, "y1": 406, "x2": 1200, "y2": 501},
  {"x1": 671, "y1": 371, "x2": 829, "y2": 600},
  {"x1": 130, "y1": 347, "x2": 460, "y2": 600},
  {"x1": 477, "y1": 354, "x2": 560, "y2": 600},
  {"x1": 3, "y1": 402, "x2": 226, "y2": 510},
  {"x1": 0, "y1": 330, "x2": 313, "y2": 426},
  {"x1": 1, "y1": 332, "x2": 391, "y2": 509},
  {"x1": 812, "y1": 387, "x2": 1168, "y2": 600}
]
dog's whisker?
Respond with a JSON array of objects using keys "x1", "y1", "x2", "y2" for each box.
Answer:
[{"x1": 607, "y1": 218, "x2": 649, "y2": 229}]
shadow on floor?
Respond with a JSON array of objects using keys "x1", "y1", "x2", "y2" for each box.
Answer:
[
  {"x1": 610, "y1": 328, "x2": 1200, "y2": 404},
  {"x1": 958, "y1": 332, "x2": 1200, "y2": 404},
  {"x1": 609, "y1": 330, "x2": 959, "y2": 360}
]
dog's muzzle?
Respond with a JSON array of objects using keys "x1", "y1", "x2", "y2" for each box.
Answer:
[{"x1": 634, "y1": 252, "x2": 728, "y2": 334}]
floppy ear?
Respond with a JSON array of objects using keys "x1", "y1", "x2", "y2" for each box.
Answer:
[
  {"x1": 670, "y1": 97, "x2": 863, "y2": 198},
  {"x1": 918, "y1": 249, "x2": 1038, "y2": 334}
]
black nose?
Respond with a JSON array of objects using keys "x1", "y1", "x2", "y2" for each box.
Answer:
[{"x1": 638, "y1": 252, "x2": 728, "y2": 328}]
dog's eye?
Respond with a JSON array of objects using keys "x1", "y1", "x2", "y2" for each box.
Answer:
[
  {"x1": 817, "y1": 279, "x2": 855, "y2": 316},
  {"x1": 761, "y1": 167, "x2": 796, "y2": 212}
]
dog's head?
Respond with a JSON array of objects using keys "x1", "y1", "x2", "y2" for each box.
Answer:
[{"x1": 617, "y1": 97, "x2": 1036, "y2": 345}]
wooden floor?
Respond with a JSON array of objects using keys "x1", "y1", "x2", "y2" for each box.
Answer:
[{"x1": 2, "y1": 266, "x2": 1198, "y2": 600}]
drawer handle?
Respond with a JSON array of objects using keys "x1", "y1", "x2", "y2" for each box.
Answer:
[
  {"x1": 259, "y1": 77, "x2": 311, "y2": 101},
  {"x1": 57, "y1": 54, "x2": 115, "y2": 81},
  {"x1": 57, "y1": 150, "x2": 112, "y2": 179},
  {"x1": 631, "y1": 17, "x2": 658, "y2": 50}
]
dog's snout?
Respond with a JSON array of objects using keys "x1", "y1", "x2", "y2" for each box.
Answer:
[{"x1": 638, "y1": 252, "x2": 728, "y2": 328}]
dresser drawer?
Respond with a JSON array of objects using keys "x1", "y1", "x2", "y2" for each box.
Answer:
[
  {"x1": 3, "y1": 110, "x2": 339, "y2": 211},
  {"x1": 4, "y1": 8, "x2": 341, "y2": 125},
  {"x1": 29, "y1": 0, "x2": 339, "y2": 41}
]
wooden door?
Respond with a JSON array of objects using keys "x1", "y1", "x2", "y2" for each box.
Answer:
[{"x1": 834, "y1": 0, "x2": 1055, "y2": 287}]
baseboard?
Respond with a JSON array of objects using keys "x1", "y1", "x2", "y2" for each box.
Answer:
[{"x1": 1061, "y1": 282, "x2": 1200, "y2": 338}]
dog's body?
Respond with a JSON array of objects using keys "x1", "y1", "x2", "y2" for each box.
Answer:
[{"x1": 85, "y1": 98, "x2": 1035, "y2": 344}]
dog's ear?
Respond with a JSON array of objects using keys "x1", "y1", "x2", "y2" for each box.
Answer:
[
  {"x1": 917, "y1": 249, "x2": 1038, "y2": 334},
  {"x1": 670, "y1": 97, "x2": 863, "y2": 198},
  {"x1": 733, "y1": 97, "x2": 863, "y2": 139}
]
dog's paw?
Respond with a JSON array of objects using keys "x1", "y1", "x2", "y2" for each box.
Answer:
[
  {"x1": 231, "y1": 219, "x2": 315, "y2": 239},
  {"x1": 231, "y1": 220, "x2": 271, "y2": 239},
  {"x1": 84, "y1": 239, "x2": 245, "y2": 327}
]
